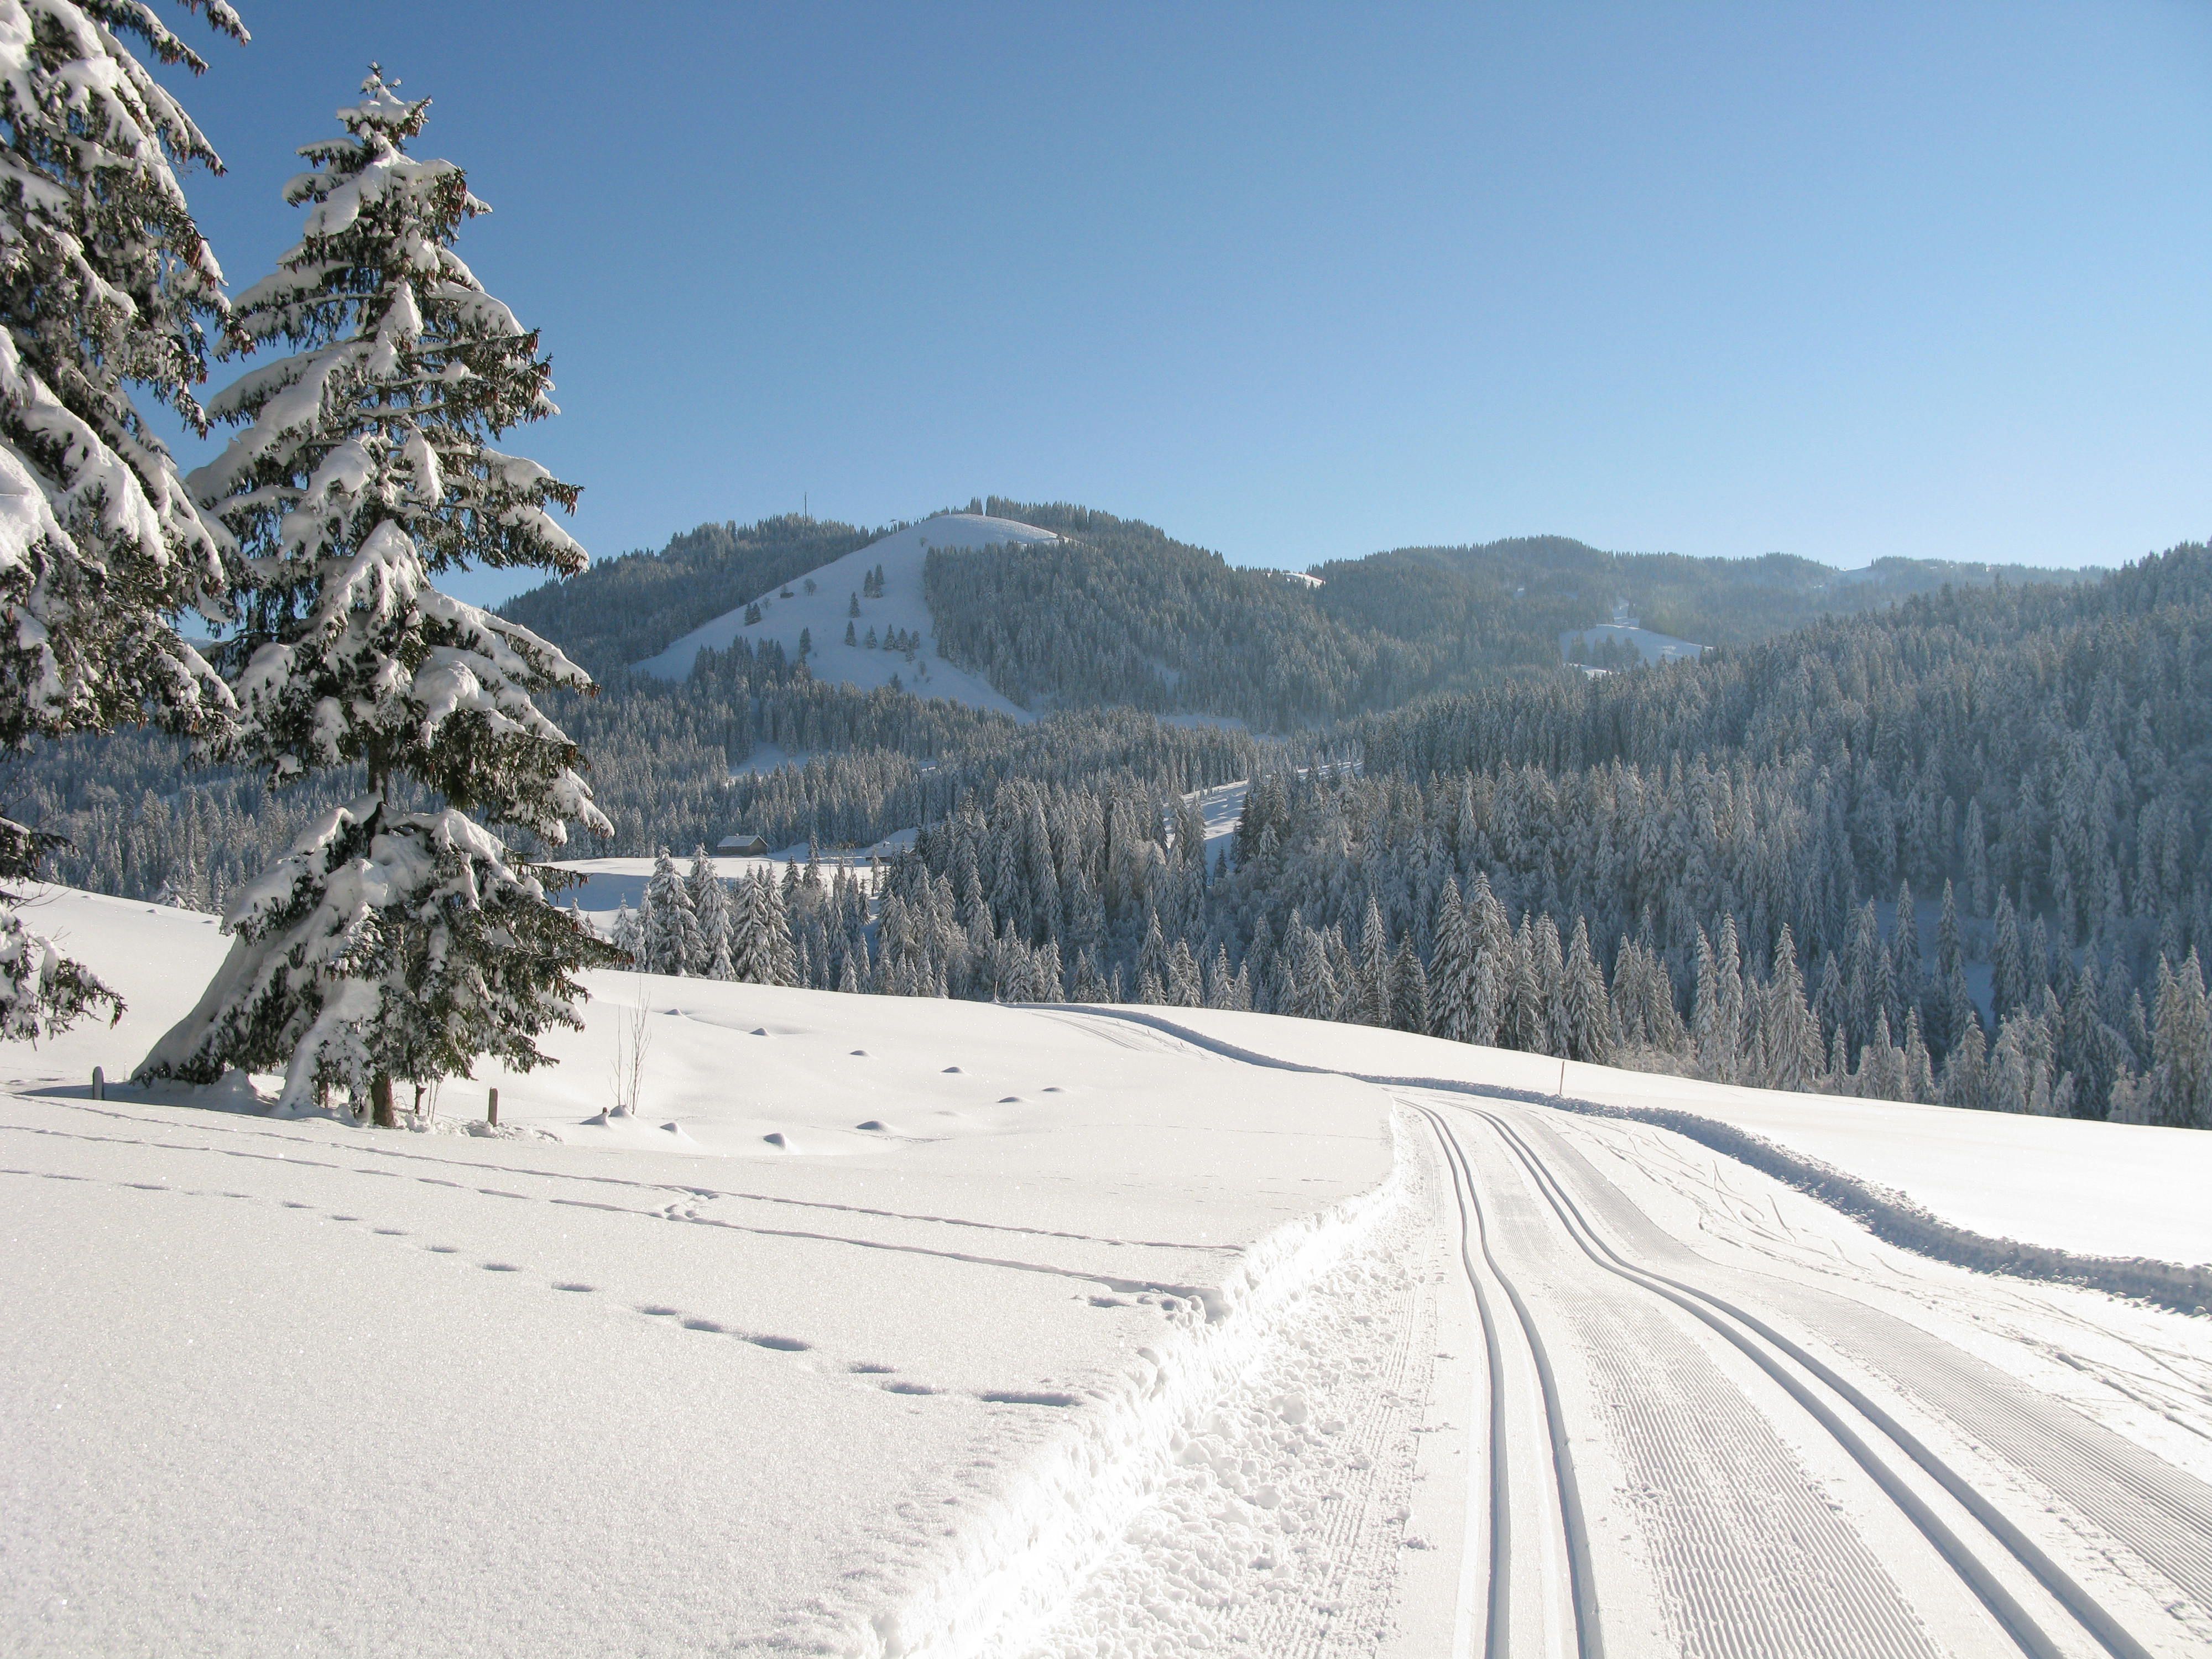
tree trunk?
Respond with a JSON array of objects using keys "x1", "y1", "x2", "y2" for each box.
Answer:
[{"x1": 371, "y1": 1072, "x2": 397, "y2": 1129}]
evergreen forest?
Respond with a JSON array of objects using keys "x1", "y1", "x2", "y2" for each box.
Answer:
[{"x1": 8, "y1": 487, "x2": 2205, "y2": 1128}]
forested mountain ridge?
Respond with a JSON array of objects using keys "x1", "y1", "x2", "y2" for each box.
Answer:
[
  {"x1": 932, "y1": 499, "x2": 2100, "y2": 726},
  {"x1": 798, "y1": 540, "x2": 2209, "y2": 1128},
  {"x1": 1307, "y1": 534, "x2": 2096, "y2": 678},
  {"x1": 925, "y1": 499, "x2": 1408, "y2": 724},
  {"x1": 498, "y1": 498, "x2": 2102, "y2": 729}
]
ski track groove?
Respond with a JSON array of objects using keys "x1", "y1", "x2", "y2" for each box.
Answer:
[
  {"x1": 1524, "y1": 1110, "x2": 2212, "y2": 1648},
  {"x1": 1420, "y1": 1103, "x2": 1516, "y2": 1659},
  {"x1": 1438, "y1": 1102, "x2": 1944, "y2": 1659},
  {"x1": 1473, "y1": 1104, "x2": 2153, "y2": 1659}
]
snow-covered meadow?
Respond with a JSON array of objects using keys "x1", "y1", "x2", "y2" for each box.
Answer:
[
  {"x1": 2, "y1": 889, "x2": 1402, "y2": 1655},
  {"x1": 5, "y1": 886, "x2": 2209, "y2": 1657}
]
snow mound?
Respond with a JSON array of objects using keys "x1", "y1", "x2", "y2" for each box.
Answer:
[{"x1": 631, "y1": 513, "x2": 1056, "y2": 721}]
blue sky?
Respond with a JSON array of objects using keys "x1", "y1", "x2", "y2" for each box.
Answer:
[{"x1": 150, "y1": 2, "x2": 2212, "y2": 603}]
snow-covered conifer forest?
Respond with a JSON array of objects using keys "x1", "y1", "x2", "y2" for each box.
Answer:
[
  {"x1": 2, "y1": 7, "x2": 2208, "y2": 1657},
  {"x1": 20, "y1": 505, "x2": 2208, "y2": 1128}
]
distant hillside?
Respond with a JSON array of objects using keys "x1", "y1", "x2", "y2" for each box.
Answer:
[
  {"x1": 1308, "y1": 535, "x2": 2098, "y2": 679},
  {"x1": 498, "y1": 514, "x2": 883, "y2": 681},
  {"x1": 499, "y1": 498, "x2": 2106, "y2": 729},
  {"x1": 631, "y1": 513, "x2": 1056, "y2": 719},
  {"x1": 924, "y1": 499, "x2": 1414, "y2": 726}
]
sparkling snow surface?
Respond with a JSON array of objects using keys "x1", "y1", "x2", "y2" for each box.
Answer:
[
  {"x1": 629, "y1": 513, "x2": 1055, "y2": 720},
  {"x1": 4, "y1": 888, "x2": 2208, "y2": 1658},
  {"x1": 0, "y1": 888, "x2": 1393, "y2": 1655}
]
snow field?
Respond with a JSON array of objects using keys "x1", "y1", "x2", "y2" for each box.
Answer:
[
  {"x1": 7, "y1": 887, "x2": 2210, "y2": 1657},
  {"x1": 835, "y1": 1110, "x2": 1420, "y2": 1658},
  {"x1": 1024, "y1": 1117, "x2": 1439, "y2": 1659},
  {"x1": 0, "y1": 886, "x2": 1417, "y2": 1655},
  {"x1": 630, "y1": 513, "x2": 1055, "y2": 719}
]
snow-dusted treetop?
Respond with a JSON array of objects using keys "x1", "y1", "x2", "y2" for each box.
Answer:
[
  {"x1": 195, "y1": 65, "x2": 581, "y2": 580},
  {"x1": 189, "y1": 67, "x2": 603, "y2": 842}
]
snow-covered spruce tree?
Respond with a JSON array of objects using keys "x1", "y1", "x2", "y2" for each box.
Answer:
[
  {"x1": 1427, "y1": 875, "x2": 1474, "y2": 1043},
  {"x1": 138, "y1": 73, "x2": 619, "y2": 1122},
  {"x1": 641, "y1": 848, "x2": 697, "y2": 975},
  {"x1": 729, "y1": 869, "x2": 795, "y2": 987},
  {"x1": 686, "y1": 845, "x2": 732, "y2": 976},
  {"x1": 608, "y1": 898, "x2": 643, "y2": 963},
  {"x1": 0, "y1": 1, "x2": 247, "y2": 1035},
  {"x1": 2139, "y1": 951, "x2": 2212, "y2": 1129}
]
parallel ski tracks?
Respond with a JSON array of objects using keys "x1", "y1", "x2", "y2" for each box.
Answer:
[
  {"x1": 1444, "y1": 1097, "x2": 2153, "y2": 1659},
  {"x1": 1418, "y1": 1102, "x2": 1602, "y2": 1659},
  {"x1": 1035, "y1": 1008, "x2": 2172, "y2": 1655}
]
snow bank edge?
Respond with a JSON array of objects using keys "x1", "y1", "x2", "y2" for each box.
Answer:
[{"x1": 837, "y1": 1100, "x2": 1415, "y2": 1657}]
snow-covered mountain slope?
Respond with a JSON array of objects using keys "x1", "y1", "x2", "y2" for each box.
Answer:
[
  {"x1": 6, "y1": 886, "x2": 2208, "y2": 1658},
  {"x1": 630, "y1": 512, "x2": 1055, "y2": 720}
]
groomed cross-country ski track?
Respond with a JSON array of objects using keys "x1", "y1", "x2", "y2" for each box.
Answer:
[{"x1": 1035, "y1": 1005, "x2": 2211, "y2": 1659}]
